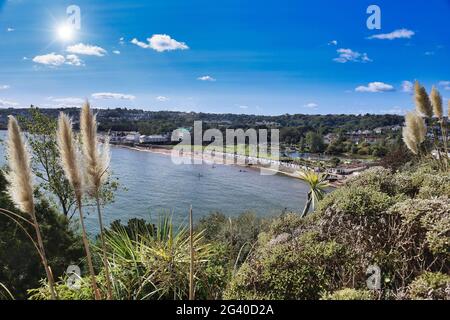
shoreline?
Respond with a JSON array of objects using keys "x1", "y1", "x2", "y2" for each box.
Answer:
[{"x1": 112, "y1": 144, "x2": 339, "y2": 184}]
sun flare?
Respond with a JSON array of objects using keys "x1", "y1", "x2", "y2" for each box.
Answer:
[{"x1": 57, "y1": 24, "x2": 74, "y2": 41}]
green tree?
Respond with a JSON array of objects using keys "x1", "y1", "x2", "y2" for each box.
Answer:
[
  {"x1": 19, "y1": 107, "x2": 76, "y2": 217},
  {"x1": 305, "y1": 131, "x2": 325, "y2": 153},
  {"x1": 18, "y1": 107, "x2": 118, "y2": 219},
  {"x1": 329, "y1": 157, "x2": 341, "y2": 167},
  {"x1": 0, "y1": 169, "x2": 83, "y2": 299}
]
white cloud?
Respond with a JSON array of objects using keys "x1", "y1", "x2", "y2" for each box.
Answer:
[
  {"x1": 119, "y1": 37, "x2": 125, "y2": 45},
  {"x1": 32, "y1": 53, "x2": 66, "y2": 66},
  {"x1": 32, "y1": 53, "x2": 84, "y2": 67},
  {"x1": 65, "y1": 54, "x2": 84, "y2": 66},
  {"x1": 0, "y1": 85, "x2": 10, "y2": 90},
  {"x1": 439, "y1": 81, "x2": 450, "y2": 91},
  {"x1": 333, "y1": 48, "x2": 372, "y2": 63},
  {"x1": 66, "y1": 43, "x2": 107, "y2": 56},
  {"x1": 355, "y1": 82, "x2": 395, "y2": 93},
  {"x1": 401, "y1": 81, "x2": 413, "y2": 93},
  {"x1": 381, "y1": 106, "x2": 407, "y2": 115},
  {"x1": 197, "y1": 75, "x2": 216, "y2": 82},
  {"x1": 368, "y1": 28, "x2": 415, "y2": 40},
  {"x1": 47, "y1": 97, "x2": 84, "y2": 107},
  {"x1": 113, "y1": 50, "x2": 121, "y2": 55},
  {"x1": 238, "y1": 105, "x2": 249, "y2": 109},
  {"x1": 156, "y1": 96, "x2": 169, "y2": 102},
  {"x1": 48, "y1": 96, "x2": 84, "y2": 104},
  {"x1": 0, "y1": 98, "x2": 19, "y2": 107},
  {"x1": 7, "y1": 27, "x2": 14, "y2": 32},
  {"x1": 130, "y1": 38, "x2": 148, "y2": 48},
  {"x1": 92, "y1": 92, "x2": 136, "y2": 100},
  {"x1": 304, "y1": 103, "x2": 318, "y2": 109},
  {"x1": 328, "y1": 40, "x2": 338, "y2": 46},
  {"x1": 131, "y1": 34, "x2": 189, "y2": 52}
]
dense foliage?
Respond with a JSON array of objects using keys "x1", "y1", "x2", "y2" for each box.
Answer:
[
  {"x1": 0, "y1": 169, "x2": 84, "y2": 299},
  {"x1": 1, "y1": 107, "x2": 403, "y2": 143},
  {"x1": 225, "y1": 164, "x2": 450, "y2": 300},
  {"x1": 29, "y1": 215, "x2": 229, "y2": 300}
]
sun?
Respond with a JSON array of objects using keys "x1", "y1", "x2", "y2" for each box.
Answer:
[{"x1": 57, "y1": 24, "x2": 74, "y2": 41}]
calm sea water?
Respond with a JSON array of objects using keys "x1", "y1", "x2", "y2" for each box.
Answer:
[{"x1": 0, "y1": 131, "x2": 307, "y2": 233}]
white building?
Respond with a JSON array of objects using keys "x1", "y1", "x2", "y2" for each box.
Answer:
[
  {"x1": 125, "y1": 132, "x2": 140, "y2": 143},
  {"x1": 139, "y1": 135, "x2": 169, "y2": 144},
  {"x1": 171, "y1": 128, "x2": 191, "y2": 142}
]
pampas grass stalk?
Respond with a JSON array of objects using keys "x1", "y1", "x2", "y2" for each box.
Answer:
[
  {"x1": 57, "y1": 112, "x2": 101, "y2": 300},
  {"x1": 402, "y1": 111, "x2": 426, "y2": 155},
  {"x1": 431, "y1": 87, "x2": 448, "y2": 168},
  {"x1": 6, "y1": 116, "x2": 57, "y2": 299},
  {"x1": 80, "y1": 102, "x2": 113, "y2": 299},
  {"x1": 189, "y1": 205, "x2": 194, "y2": 300},
  {"x1": 413, "y1": 82, "x2": 444, "y2": 166},
  {"x1": 414, "y1": 81, "x2": 433, "y2": 118},
  {"x1": 430, "y1": 86, "x2": 443, "y2": 119}
]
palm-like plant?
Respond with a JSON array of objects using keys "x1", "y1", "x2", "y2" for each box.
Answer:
[
  {"x1": 104, "y1": 215, "x2": 213, "y2": 300},
  {"x1": 297, "y1": 170, "x2": 329, "y2": 217}
]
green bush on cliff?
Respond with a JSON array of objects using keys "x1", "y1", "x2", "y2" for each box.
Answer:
[
  {"x1": 29, "y1": 215, "x2": 229, "y2": 300},
  {"x1": 407, "y1": 272, "x2": 450, "y2": 300},
  {"x1": 225, "y1": 163, "x2": 450, "y2": 300},
  {"x1": 224, "y1": 230, "x2": 350, "y2": 300},
  {"x1": 321, "y1": 288, "x2": 375, "y2": 300},
  {"x1": 0, "y1": 169, "x2": 84, "y2": 300}
]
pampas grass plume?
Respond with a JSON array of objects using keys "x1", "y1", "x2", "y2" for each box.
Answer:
[{"x1": 6, "y1": 116, "x2": 34, "y2": 215}]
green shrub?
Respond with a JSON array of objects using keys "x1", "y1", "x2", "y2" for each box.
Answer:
[
  {"x1": 317, "y1": 185, "x2": 396, "y2": 216},
  {"x1": 345, "y1": 167, "x2": 398, "y2": 196},
  {"x1": 0, "y1": 170, "x2": 84, "y2": 300},
  {"x1": 29, "y1": 215, "x2": 229, "y2": 300},
  {"x1": 196, "y1": 211, "x2": 270, "y2": 269},
  {"x1": 416, "y1": 173, "x2": 450, "y2": 199},
  {"x1": 407, "y1": 272, "x2": 450, "y2": 300},
  {"x1": 228, "y1": 161, "x2": 450, "y2": 300},
  {"x1": 321, "y1": 288, "x2": 375, "y2": 300},
  {"x1": 388, "y1": 198, "x2": 450, "y2": 257},
  {"x1": 224, "y1": 231, "x2": 350, "y2": 300},
  {"x1": 28, "y1": 277, "x2": 95, "y2": 300},
  {"x1": 317, "y1": 194, "x2": 449, "y2": 291}
]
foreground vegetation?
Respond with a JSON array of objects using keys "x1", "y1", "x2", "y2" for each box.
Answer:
[
  {"x1": 0, "y1": 83, "x2": 449, "y2": 300},
  {"x1": 2, "y1": 159, "x2": 447, "y2": 300},
  {"x1": 225, "y1": 164, "x2": 449, "y2": 299}
]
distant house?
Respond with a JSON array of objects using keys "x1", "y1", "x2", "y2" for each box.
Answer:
[
  {"x1": 171, "y1": 128, "x2": 191, "y2": 142},
  {"x1": 324, "y1": 133, "x2": 338, "y2": 144},
  {"x1": 109, "y1": 135, "x2": 122, "y2": 143},
  {"x1": 374, "y1": 127, "x2": 383, "y2": 135},
  {"x1": 125, "y1": 132, "x2": 140, "y2": 143}
]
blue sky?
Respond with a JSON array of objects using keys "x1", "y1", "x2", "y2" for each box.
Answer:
[{"x1": 0, "y1": 0, "x2": 449, "y2": 115}]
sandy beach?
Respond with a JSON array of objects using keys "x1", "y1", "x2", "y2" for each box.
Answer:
[{"x1": 113, "y1": 144, "x2": 303, "y2": 179}]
